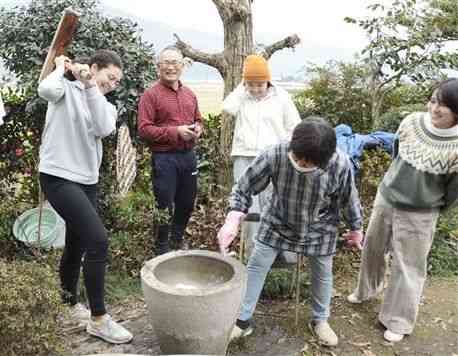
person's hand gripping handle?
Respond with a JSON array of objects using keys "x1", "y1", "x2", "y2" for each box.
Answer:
[{"x1": 217, "y1": 211, "x2": 246, "y2": 256}]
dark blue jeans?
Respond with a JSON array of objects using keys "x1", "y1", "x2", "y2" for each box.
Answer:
[
  {"x1": 39, "y1": 173, "x2": 108, "y2": 316},
  {"x1": 152, "y1": 150, "x2": 198, "y2": 254}
]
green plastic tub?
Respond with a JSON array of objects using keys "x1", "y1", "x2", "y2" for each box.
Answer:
[{"x1": 13, "y1": 207, "x2": 65, "y2": 248}]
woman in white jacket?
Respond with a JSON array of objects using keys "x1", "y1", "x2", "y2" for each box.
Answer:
[
  {"x1": 222, "y1": 54, "x2": 301, "y2": 255},
  {"x1": 38, "y1": 50, "x2": 132, "y2": 344}
]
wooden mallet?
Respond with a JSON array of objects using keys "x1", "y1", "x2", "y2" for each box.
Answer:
[
  {"x1": 36, "y1": 7, "x2": 80, "y2": 245},
  {"x1": 38, "y1": 7, "x2": 80, "y2": 83}
]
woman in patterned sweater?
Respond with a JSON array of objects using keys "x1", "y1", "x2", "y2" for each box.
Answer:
[{"x1": 348, "y1": 79, "x2": 458, "y2": 342}]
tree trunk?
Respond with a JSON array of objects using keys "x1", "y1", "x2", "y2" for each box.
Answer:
[
  {"x1": 175, "y1": 0, "x2": 300, "y2": 193},
  {"x1": 220, "y1": 3, "x2": 253, "y2": 96},
  {"x1": 218, "y1": 1, "x2": 254, "y2": 189},
  {"x1": 218, "y1": 112, "x2": 235, "y2": 191},
  {"x1": 370, "y1": 84, "x2": 386, "y2": 130}
]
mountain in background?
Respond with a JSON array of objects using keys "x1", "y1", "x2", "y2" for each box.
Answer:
[
  {"x1": 0, "y1": 1, "x2": 360, "y2": 82},
  {"x1": 103, "y1": 6, "x2": 359, "y2": 81}
]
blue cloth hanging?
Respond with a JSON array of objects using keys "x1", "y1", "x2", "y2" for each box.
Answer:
[{"x1": 335, "y1": 124, "x2": 395, "y2": 175}]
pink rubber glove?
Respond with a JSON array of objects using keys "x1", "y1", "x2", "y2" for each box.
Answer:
[
  {"x1": 343, "y1": 230, "x2": 364, "y2": 250},
  {"x1": 217, "y1": 211, "x2": 246, "y2": 255}
]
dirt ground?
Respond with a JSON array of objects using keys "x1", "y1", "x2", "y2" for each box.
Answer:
[{"x1": 68, "y1": 275, "x2": 458, "y2": 356}]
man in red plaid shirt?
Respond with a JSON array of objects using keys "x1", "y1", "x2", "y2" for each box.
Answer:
[{"x1": 138, "y1": 46, "x2": 203, "y2": 255}]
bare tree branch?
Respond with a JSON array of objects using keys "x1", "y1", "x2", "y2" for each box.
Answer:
[
  {"x1": 261, "y1": 34, "x2": 301, "y2": 60},
  {"x1": 174, "y1": 33, "x2": 225, "y2": 75}
]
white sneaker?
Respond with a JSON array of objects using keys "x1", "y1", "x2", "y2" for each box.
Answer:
[
  {"x1": 384, "y1": 329, "x2": 404, "y2": 342},
  {"x1": 69, "y1": 303, "x2": 91, "y2": 324},
  {"x1": 86, "y1": 314, "x2": 133, "y2": 344},
  {"x1": 309, "y1": 321, "x2": 338, "y2": 346},
  {"x1": 230, "y1": 324, "x2": 254, "y2": 341},
  {"x1": 347, "y1": 292, "x2": 363, "y2": 304}
]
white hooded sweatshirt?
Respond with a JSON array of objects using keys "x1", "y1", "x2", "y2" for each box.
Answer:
[{"x1": 223, "y1": 83, "x2": 301, "y2": 157}]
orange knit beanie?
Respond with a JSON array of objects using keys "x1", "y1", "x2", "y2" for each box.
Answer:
[{"x1": 243, "y1": 54, "x2": 271, "y2": 81}]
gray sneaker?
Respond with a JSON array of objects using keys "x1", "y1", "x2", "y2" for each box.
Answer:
[
  {"x1": 384, "y1": 329, "x2": 404, "y2": 342},
  {"x1": 309, "y1": 320, "x2": 338, "y2": 346},
  {"x1": 230, "y1": 323, "x2": 253, "y2": 341},
  {"x1": 86, "y1": 314, "x2": 133, "y2": 344}
]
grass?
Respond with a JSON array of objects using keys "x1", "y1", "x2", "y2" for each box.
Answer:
[
  {"x1": 75, "y1": 269, "x2": 143, "y2": 306},
  {"x1": 186, "y1": 81, "x2": 224, "y2": 114},
  {"x1": 105, "y1": 272, "x2": 143, "y2": 304}
]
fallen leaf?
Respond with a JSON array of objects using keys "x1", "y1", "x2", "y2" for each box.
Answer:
[{"x1": 349, "y1": 341, "x2": 371, "y2": 347}]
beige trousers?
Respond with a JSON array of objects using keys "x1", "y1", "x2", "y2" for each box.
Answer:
[{"x1": 354, "y1": 191, "x2": 439, "y2": 334}]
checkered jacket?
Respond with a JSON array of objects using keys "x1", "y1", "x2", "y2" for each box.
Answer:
[{"x1": 229, "y1": 143, "x2": 363, "y2": 256}]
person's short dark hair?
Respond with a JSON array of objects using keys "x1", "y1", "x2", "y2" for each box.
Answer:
[
  {"x1": 89, "y1": 49, "x2": 123, "y2": 70},
  {"x1": 289, "y1": 116, "x2": 336, "y2": 169},
  {"x1": 434, "y1": 78, "x2": 458, "y2": 122}
]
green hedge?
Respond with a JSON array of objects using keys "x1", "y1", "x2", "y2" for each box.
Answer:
[{"x1": 0, "y1": 259, "x2": 64, "y2": 356}]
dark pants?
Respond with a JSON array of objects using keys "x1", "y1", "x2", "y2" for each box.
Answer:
[
  {"x1": 152, "y1": 150, "x2": 197, "y2": 254},
  {"x1": 39, "y1": 173, "x2": 107, "y2": 316}
]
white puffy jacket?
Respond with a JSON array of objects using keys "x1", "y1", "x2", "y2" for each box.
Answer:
[{"x1": 223, "y1": 83, "x2": 301, "y2": 157}]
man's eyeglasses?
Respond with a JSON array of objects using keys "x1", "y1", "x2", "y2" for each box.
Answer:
[{"x1": 159, "y1": 60, "x2": 183, "y2": 67}]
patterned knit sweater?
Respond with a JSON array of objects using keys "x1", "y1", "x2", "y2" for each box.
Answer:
[{"x1": 380, "y1": 112, "x2": 458, "y2": 210}]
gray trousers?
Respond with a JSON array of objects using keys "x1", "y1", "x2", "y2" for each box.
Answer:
[{"x1": 353, "y1": 192, "x2": 439, "y2": 334}]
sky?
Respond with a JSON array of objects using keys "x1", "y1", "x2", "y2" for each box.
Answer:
[
  {"x1": 0, "y1": 0, "x2": 394, "y2": 80},
  {"x1": 101, "y1": 0, "x2": 391, "y2": 51},
  {"x1": 1, "y1": 0, "x2": 393, "y2": 54}
]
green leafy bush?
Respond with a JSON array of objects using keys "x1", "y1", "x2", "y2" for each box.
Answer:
[
  {"x1": 0, "y1": 89, "x2": 39, "y2": 206},
  {"x1": 429, "y1": 208, "x2": 458, "y2": 276},
  {"x1": 107, "y1": 189, "x2": 161, "y2": 276},
  {"x1": 0, "y1": 0, "x2": 157, "y2": 229},
  {"x1": 262, "y1": 268, "x2": 310, "y2": 300},
  {"x1": 0, "y1": 259, "x2": 64, "y2": 356},
  {"x1": 358, "y1": 149, "x2": 392, "y2": 216},
  {"x1": 373, "y1": 103, "x2": 426, "y2": 133},
  {"x1": 195, "y1": 113, "x2": 225, "y2": 202},
  {"x1": 103, "y1": 149, "x2": 166, "y2": 274},
  {"x1": 384, "y1": 82, "x2": 433, "y2": 109},
  {"x1": 293, "y1": 61, "x2": 373, "y2": 132},
  {"x1": 0, "y1": 199, "x2": 24, "y2": 258}
]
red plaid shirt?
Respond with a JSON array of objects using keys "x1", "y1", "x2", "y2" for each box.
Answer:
[{"x1": 138, "y1": 81, "x2": 203, "y2": 152}]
